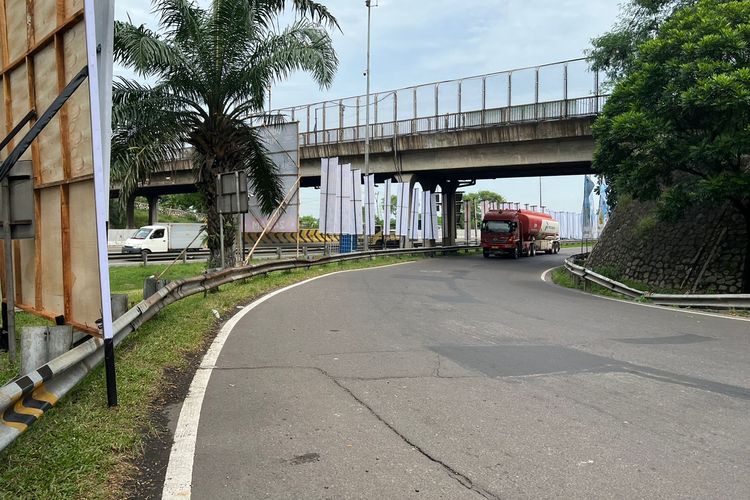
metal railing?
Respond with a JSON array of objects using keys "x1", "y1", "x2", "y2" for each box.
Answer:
[
  {"x1": 0, "y1": 244, "x2": 478, "y2": 451},
  {"x1": 564, "y1": 254, "x2": 750, "y2": 308},
  {"x1": 266, "y1": 58, "x2": 605, "y2": 146}
]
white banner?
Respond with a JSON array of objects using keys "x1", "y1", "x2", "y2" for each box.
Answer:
[
  {"x1": 423, "y1": 191, "x2": 438, "y2": 240},
  {"x1": 410, "y1": 186, "x2": 422, "y2": 240},
  {"x1": 394, "y1": 183, "x2": 409, "y2": 236},
  {"x1": 364, "y1": 174, "x2": 376, "y2": 236},
  {"x1": 383, "y1": 180, "x2": 392, "y2": 236},
  {"x1": 319, "y1": 157, "x2": 339, "y2": 235},
  {"x1": 352, "y1": 169, "x2": 363, "y2": 236},
  {"x1": 336, "y1": 163, "x2": 353, "y2": 235}
]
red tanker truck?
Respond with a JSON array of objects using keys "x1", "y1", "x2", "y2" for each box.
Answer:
[{"x1": 481, "y1": 209, "x2": 560, "y2": 259}]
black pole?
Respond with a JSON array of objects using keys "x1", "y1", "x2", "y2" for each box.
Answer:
[{"x1": 104, "y1": 338, "x2": 118, "y2": 406}]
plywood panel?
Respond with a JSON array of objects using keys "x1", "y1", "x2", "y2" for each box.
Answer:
[
  {"x1": 9, "y1": 65, "x2": 32, "y2": 162},
  {"x1": 68, "y1": 181, "x2": 100, "y2": 325},
  {"x1": 33, "y1": 44, "x2": 63, "y2": 184},
  {"x1": 32, "y1": 0, "x2": 58, "y2": 42},
  {"x1": 63, "y1": 22, "x2": 92, "y2": 178},
  {"x1": 38, "y1": 187, "x2": 64, "y2": 314},
  {"x1": 65, "y1": 0, "x2": 84, "y2": 18},
  {"x1": 4, "y1": 0, "x2": 26, "y2": 62}
]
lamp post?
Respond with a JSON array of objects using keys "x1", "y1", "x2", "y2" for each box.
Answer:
[{"x1": 363, "y1": 0, "x2": 372, "y2": 250}]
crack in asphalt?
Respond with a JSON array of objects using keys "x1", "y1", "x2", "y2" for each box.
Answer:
[{"x1": 210, "y1": 364, "x2": 500, "y2": 499}]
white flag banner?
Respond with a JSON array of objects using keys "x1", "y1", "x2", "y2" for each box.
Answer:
[
  {"x1": 395, "y1": 183, "x2": 410, "y2": 236},
  {"x1": 337, "y1": 163, "x2": 354, "y2": 234},
  {"x1": 319, "y1": 158, "x2": 339, "y2": 235},
  {"x1": 423, "y1": 191, "x2": 439, "y2": 240},
  {"x1": 351, "y1": 169, "x2": 363, "y2": 236},
  {"x1": 410, "y1": 186, "x2": 422, "y2": 240},
  {"x1": 383, "y1": 180, "x2": 392, "y2": 236},
  {"x1": 364, "y1": 174, "x2": 376, "y2": 236}
]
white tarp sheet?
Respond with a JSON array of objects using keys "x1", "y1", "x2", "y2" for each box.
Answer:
[{"x1": 319, "y1": 157, "x2": 339, "y2": 235}]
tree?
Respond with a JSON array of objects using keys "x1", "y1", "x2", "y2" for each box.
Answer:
[
  {"x1": 299, "y1": 215, "x2": 319, "y2": 229},
  {"x1": 592, "y1": 0, "x2": 750, "y2": 291},
  {"x1": 112, "y1": 0, "x2": 339, "y2": 266},
  {"x1": 588, "y1": 0, "x2": 698, "y2": 84},
  {"x1": 462, "y1": 190, "x2": 506, "y2": 226}
]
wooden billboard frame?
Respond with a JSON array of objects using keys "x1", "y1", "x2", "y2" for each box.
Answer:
[{"x1": 0, "y1": 0, "x2": 105, "y2": 334}]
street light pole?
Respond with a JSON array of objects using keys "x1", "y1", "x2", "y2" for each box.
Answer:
[{"x1": 363, "y1": 0, "x2": 372, "y2": 251}]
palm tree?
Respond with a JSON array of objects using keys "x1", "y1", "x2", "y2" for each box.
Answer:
[{"x1": 112, "y1": 0, "x2": 339, "y2": 266}]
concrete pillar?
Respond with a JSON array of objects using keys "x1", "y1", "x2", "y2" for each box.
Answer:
[
  {"x1": 47, "y1": 326, "x2": 73, "y2": 361},
  {"x1": 440, "y1": 180, "x2": 459, "y2": 246},
  {"x1": 20, "y1": 327, "x2": 47, "y2": 375},
  {"x1": 147, "y1": 195, "x2": 159, "y2": 225},
  {"x1": 111, "y1": 294, "x2": 129, "y2": 321},
  {"x1": 126, "y1": 196, "x2": 136, "y2": 228},
  {"x1": 420, "y1": 179, "x2": 438, "y2": 248}
]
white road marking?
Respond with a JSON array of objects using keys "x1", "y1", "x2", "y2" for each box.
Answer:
[
  {"x1": 540, "y1": 267, "x2": 750, "y2": 323},
  {"x1": 161, "y1": 261, "x2": 416, "y2": 499}
]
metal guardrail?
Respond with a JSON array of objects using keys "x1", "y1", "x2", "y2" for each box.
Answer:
[
  {"x1": 0, "y1": 244, "x2": 478, "y2": 451},
  {"x1": 564, "y1": 253, "x2": 750, "y2": 308}
]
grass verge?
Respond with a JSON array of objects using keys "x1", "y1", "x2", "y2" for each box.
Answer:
[
  {"x1": 550, "y1": 267, "x2": 749, "y2": 318},
  {"x1": 0, "y1": 252, "x2": 443, "y2": 498}
]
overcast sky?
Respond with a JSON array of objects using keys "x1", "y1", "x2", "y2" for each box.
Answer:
[{"x1": 114, "y1": 0, "x2": 622, "y2": 215}]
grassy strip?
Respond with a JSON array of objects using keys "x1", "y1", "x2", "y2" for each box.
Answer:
[
  {"x1": 0, "y1": 253, "x2": 430, "y2": 498},
  {"x1": 550, "y1": 267, "x2": 749, "y2": 318}
]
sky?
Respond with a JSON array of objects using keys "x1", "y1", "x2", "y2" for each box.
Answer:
[{"x1": 114, "y1": 0, "x2": 623, "y2": 216}]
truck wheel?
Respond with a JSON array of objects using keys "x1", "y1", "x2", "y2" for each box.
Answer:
[
  {"x1": 483, "y1": 251, "x2": 490, "y2": 258},
  {"x1": 553, "y1": 242, "x2": 560, "y2": 254},
  {"x1": 530, "y1": 244, "x2": 536, "y2": 257},
  {"x1": 513, "y1": 245, "x2": 520, "y2": 259}
]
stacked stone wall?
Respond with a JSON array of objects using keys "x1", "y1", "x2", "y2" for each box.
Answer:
[{"x1": 586, "y1": 200, "x2": 747, "y2": 293}]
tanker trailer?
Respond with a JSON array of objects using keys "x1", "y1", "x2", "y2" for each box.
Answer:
[{"x1": 481, "y1": 210, "x2": 560, "y2": 258}]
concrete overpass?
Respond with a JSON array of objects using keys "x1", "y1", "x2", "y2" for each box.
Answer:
[{"x1": 112, "y1": 58, "x2": 605, "y2": 232}]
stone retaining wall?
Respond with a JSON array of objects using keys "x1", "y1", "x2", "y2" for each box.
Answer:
[{"x1": 586, "y1": 200, "x2": 747, "y2": 293}]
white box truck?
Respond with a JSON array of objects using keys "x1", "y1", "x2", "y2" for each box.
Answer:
[{"x1": 121, "y1": 223, "x2": 205, "y2": 254}]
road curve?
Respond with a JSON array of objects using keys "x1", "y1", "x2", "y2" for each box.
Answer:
[{"x1": 169, "y1": 250, "x2": 750, "y2": 499}]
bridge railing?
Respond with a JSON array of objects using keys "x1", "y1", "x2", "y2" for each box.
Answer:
[
  {"x1": 267, "y1": 58, "x2": 607, "y2": 147},
  {"x1": 300, "y1": 95, "x2": 607, "y2": 147}
]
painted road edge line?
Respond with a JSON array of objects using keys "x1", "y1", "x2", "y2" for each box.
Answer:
[
  {"x1": 540, "y1": 266, "x2": 750, "y2": 323},
  {"x1": 161, "y1": 260, "x2": 416, "y2": 499}
]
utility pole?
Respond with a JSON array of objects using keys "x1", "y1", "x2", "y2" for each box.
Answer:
[{"x1": 363, "y1": 0, "x2": 372, "y2": 251}]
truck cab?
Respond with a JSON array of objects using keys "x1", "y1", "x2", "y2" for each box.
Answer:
[{"x1": 122, "y1": 225, "x2": 169, "y2": 254}]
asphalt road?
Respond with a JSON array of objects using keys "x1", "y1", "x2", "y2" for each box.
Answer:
[{"x1": 184, "y1": 250, "x2": 749, "y2": 499}]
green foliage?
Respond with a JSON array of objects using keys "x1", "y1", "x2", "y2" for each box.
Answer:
[
  {"x1": 634, "y1": 213, "x2": 658, "y2": 238},
  {"x1": 593, "y1": 0, "x2": 750, "y2": 218},
  {"x1": 299, "y1": 215, "x2": 319, "y2": 229},
  {"x1": 161, "y1": 193, "x2": 205, "y2": 212},
  {"x1": 460, "y1": 190, "x2": 506, "y2": 227},
  {"x1": 589, "y1": 0, "x2": 698, "y2": 84}
]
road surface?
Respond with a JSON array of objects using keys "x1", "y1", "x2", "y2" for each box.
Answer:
[{"x1": 166, "y1": 250, "x2": 750, "y2": 499}]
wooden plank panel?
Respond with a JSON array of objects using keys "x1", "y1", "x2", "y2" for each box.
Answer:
[
  {"x1": 67, "y1": 180, "x2": 100, "y2": 327},
  {"x1": 64, "y1": 0, "x2": 82, "y2": 18},
  {"x1": 62, "y1": 21, "x2": 91, "y2": 179},
  {"x1": 4, "y1": 0, "x2": 27, "y2": 62},
  {"x1": 8, "y1": 65, "x2": 31, "y2": 162},
  {"x1": 32, "y1": 0, "x2": 57, "y2": 42},
  {"x1": 38, "y1": 186, "x2": 64, "y2": 314},
  {"x1": 33, "y1": 43, "x2": 63, "y2": 184}
]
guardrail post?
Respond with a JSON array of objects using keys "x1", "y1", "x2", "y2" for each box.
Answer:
[
  {"x1": 276, "y1": 247, "x2": 283, "y2": 259},
  {"x1": 141, "y1": 250, "x2": 148, "y2": 266}
]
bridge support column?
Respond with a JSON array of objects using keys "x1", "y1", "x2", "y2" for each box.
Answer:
[
  {"x1": 420, "y1": 179, "x2": 438, "y2": 248},
  {"x1": 401, "y1": 174, "x2": 417, "y2": 249},
  {"x1": 126, "y1": 196, "x2": 136, "y2": 229},
  {"x1": 439, "y1": 180, "x2": 459, "y2": 246},
  {"x1": 147, "y1": 195, "x2": 159, "y2": 225}
]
